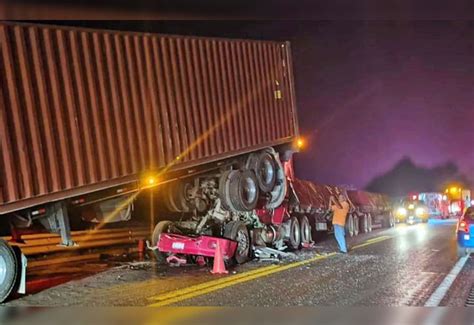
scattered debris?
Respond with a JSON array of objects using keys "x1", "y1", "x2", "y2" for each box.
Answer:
[
  {"x1": 254, "y1": 247, "x2": 296, "y2": 262},
  {"x1": 166, "y1": 255, "x2": 187, "y2": 267}
]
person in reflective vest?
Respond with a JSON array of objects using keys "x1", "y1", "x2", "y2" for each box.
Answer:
[{"x1": 330, "y1": 194, "x2": 349, "y2": 253}]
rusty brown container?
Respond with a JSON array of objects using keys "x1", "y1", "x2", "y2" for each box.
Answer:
[{"x1": 0, "y1": 22, "x2": 298, "y2": 214}]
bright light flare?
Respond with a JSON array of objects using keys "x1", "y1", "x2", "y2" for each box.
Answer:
[
  {"x1": 397, "y1": 207, "x2": 407, "y2": 216},
  {"x1": 449, "y1": 186, "x2": 461, "y2": 194},
  {"x1": 295, "y1": 137, "x2": 305, "y2": 150},
  {"x1": 415, "y1": 207, "x2": 425, "y2": 216},
  {"x1": 141, "y1": 174, "x2": 160, "y2": 189}
]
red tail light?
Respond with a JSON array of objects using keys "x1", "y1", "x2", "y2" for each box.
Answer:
[{"x1": 458, "y1": 221, "x2": 468, "y2": 232}]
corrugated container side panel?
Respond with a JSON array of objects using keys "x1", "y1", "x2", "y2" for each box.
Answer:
[{"x1": 0, "y1": 22, "x2": 298, "y2": 210}]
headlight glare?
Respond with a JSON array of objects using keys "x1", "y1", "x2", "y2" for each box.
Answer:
[
  {"x1": 415, "y1": 207, "x2": 425, "y2": 216},
  {"x1": 397, "y1": 207, "x2": 407, "y2": 216}
]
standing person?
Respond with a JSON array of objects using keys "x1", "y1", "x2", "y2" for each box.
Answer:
[{"x1": 329, "y1": 194, "x2": 350, "y2": 253}]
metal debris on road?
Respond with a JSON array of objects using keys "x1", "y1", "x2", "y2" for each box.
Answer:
[{"x1": 254, "y1": 247, "x2": 297, "y2": 262}]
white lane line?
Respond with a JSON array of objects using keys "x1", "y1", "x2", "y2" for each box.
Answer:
[{"x1": 424, "y1": 255, "x2": 470, "y2": 306}]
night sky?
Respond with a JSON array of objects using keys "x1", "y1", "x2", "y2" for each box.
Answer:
[{"x1": 54, "y1": 20, "x2": 474, "y2": 189}]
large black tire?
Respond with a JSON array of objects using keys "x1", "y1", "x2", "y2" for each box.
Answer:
[
  {"x1": 219, "y1": 170, "x2": 237, "y2": 211},
  {"x1": 224, "y1": 221, "x2": 250, "y2": 264},
  {"x1": 287, "y1": 216, "x2": 301, "y2": 250},
  {"x1": 389, "y1": 214, "x2": 395, "y2": 228},
  {"x1": 151, "y1": 221, "x2": 173, "y2": 264},
  {"x1": 457, "y1": 245, "x2": 467, "y2": 258},
  {"x1": 228, "y1": 170, "x2": 259, "y2": 212},
  {"x1": 266, "y1": 157, "x2": 287, "y2": 209},
  {"x1": 353, "y1": 215, "x2": 359, "y2": 236},
  {"x1": 299, "y1": 215, "x2": 312, "y2": 247},
  {"x1": 381, "y1": 215, "x2": 390, "y2": 228},
  {"x1": 163, "y1": 182, "x2": 193, "y2": 213},
  {"x1": 361, "y1": 214, "x2": 369, "y2": 233},
  {"x1": 0, "y1": 240, "x2": 17, "y2": 303},
  {"x1": 345, "y1": 214, "x2": 355, "y2": 237},
  {"x1": 246, "y1": 151, "x2": 277, "y2": 193}
]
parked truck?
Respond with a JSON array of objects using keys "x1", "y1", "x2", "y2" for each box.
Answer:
[
  {"x1": 287, "y1": 161, "x2": 394, "y2": 241},
  {"x1": 0, "y1": 21, "x2": 299, "y2": 302}
]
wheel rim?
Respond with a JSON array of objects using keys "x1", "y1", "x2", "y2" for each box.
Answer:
[
  {"x1": 243, "y1": 176, "x2": 257, "y2": 204},
  {"x1": 236, "y1": 229, "x2": 249, "y2": 255},
  {"x1": 302, "y1": 218, "x2": 311, "y2": 243},
  {"x1": 261, "y1": 159, "x2": 274, "y2": 186},
  {"x1": 291, "y1": 220, "x2": 301, "y2": 245},
  {"x1": 0, "y1": 255, "x2": 7, "y2": 285}
]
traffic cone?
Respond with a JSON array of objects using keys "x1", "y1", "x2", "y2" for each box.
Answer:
[
  {"x1": 137, "y1": 239, "x2": 145, "y2": 261},
  {"x1": 210, "y1": 241, "x2": 228, "y2": 274}
]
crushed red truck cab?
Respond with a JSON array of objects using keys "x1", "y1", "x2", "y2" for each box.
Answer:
[{"x1": 157, "y1": 234, "x2": 237, "y2": 260}]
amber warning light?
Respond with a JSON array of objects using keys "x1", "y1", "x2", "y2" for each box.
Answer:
[
  {"x1": 141, "y1": 174, "x2": 160, "y2": 189},
  {"x1": 295, "y1": 137, "x2": 305, "y2": 150}
]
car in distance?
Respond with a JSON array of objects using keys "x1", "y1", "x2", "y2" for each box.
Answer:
[
  {"x1": 456, "y1": 207, "x2": 474, "y2": 257},
  {"x1": 394, "y1": 200, "x2": 429, "y2": 224}
]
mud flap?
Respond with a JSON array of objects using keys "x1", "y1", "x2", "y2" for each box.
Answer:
[{"x1": 18, "y1": 253, "x2": 27, "y2": 295}]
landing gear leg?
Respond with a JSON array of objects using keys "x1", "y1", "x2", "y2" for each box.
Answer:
[{"x1": 39, "y1": 202, "x2": 75, "y2": 247}]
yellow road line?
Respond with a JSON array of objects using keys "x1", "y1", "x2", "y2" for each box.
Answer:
[
  {"x1": 148, "y1": 253, "x2": 335, "y2": 307},
  {"x1": 148, "y1": 235, "x2": 392, "y2": 307},
  {"x1": 143, "y1": 307, "x2": 218, "y2": 324},
  {"x1": 352, "y1": 236, "x2": 391, "y2": 249},
  {"x1": 149, "y1": 264, "x2": 280, "y2": 301},
  {"x1": 365, "y1": 235, "x2": 390, "y2": 243}
]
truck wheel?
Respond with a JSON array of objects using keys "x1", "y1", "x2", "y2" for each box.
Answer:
[
  {"x1": 266, "y1": 157, "x2": 287, "y2": 209},
  {"x1": 362, "y1": 214, "x2": 369, "y2": 233},
  {"x1": 229, "y1": 170, "x2": 259, "y2": 211},
  {"x1": 353, "y1": 215, "x2": 359, "y2": 236},
  {"x1": 246, "y1": 151, "x2": 276, "y2": 193},
  {"x1": 299, "y1": 215, "x2": 312, "y2": 247},
  {"x1": 367, "y1": 214, "x2": 373, "y2": 232},
  {"x1": 219, "y1": 170, "x2": 237, "y2": 211},
  {"x1": 287, "y1": 217, "x2": 301, "y2": 250},
  {"x1": 381, "y1": 215, "x2": 389, "y2": 228},
  {"x1": 0, "y1": 239, "x2": 17, "y2": 303},
  {"x1": 164, "y1": 182, "x2": 193, "y2": 213},
  {"x1": 151, "y1": 221, "x2": 173, "y2": 264},
  {"x1": 457, "y1": 245, "x2": 467, "y2": 258},
  {"x1": 389, "y1": 214, "x2": 395, "y2": 227},
  {"x1": 345, "y1": 214, "x2": 354, "y2": 237},
  {"x1": 224, "y1": 221, "x2": 250, "y2": 264}
]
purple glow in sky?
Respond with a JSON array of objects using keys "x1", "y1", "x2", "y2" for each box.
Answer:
[{"x1": 287, "y1": 22, "x2": 474, "y2": 187}]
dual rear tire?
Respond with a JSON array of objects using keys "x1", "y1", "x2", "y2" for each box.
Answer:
[
  {"x1": 220, "y1": 170, "x2": 260, "y2": 212},
  {"x1": 286, "y1": 215, "x2": 312, "y2": 250},
  {"x1": 361, "y1": 214, "x2": 373, "y2": 233},
  {"x1": 220, "y1": 150, "x2": 285, "y2": 212}
]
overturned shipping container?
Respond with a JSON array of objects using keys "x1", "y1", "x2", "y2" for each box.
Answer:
[{"x1": 0, "y1": 22, "x2": 298, "y2": 214}]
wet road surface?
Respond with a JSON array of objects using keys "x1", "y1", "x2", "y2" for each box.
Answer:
[{"x1": 5, "y1": 222, "x2": 471, "y2": 307}]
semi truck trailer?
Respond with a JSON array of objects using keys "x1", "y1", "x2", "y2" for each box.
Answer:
[{"x1": 0, "y1": 21, "x2": 299, "y2": 302}]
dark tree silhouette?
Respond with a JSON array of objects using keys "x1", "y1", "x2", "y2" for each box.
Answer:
[{"x1": 365, "y1": 157, "x2": 471, "y2": 197}]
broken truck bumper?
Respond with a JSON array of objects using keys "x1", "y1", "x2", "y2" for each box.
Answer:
[{"x1": 157, "y1": 233, "x2": 238, "y2": 259}]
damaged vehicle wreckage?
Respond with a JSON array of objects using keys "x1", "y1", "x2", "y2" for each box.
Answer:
[{"x1": 0, "y1": 22, "x2": 393, "y2": 302}]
